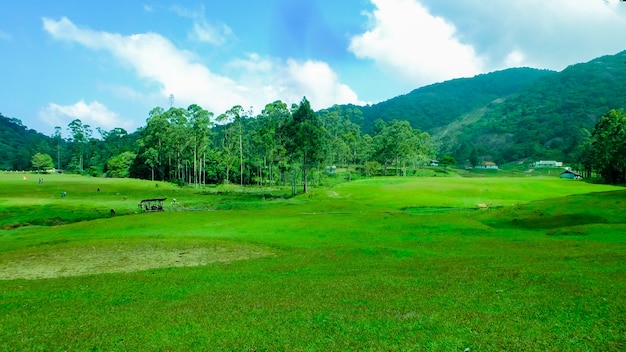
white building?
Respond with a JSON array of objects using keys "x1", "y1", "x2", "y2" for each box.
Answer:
[{"x1": 533, "y1": 160, "x2": 563, "y2": 168}]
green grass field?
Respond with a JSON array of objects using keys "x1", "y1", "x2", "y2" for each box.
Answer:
[{"x1": 1, "y1": 172, "x2": 625, "y2": 351}]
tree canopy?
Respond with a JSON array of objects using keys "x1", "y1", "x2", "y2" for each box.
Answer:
[{"x1": 584, "y1": 109, "x2": 626, "y2": 184}]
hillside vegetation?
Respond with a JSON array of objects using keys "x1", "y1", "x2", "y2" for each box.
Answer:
[
  {"x1": 357, "y1": 51, "x2": 626, "y2": 164},
  {"x1": 0, "y1": 114, "x2": 56, "y2": 170},
  {"x1": 358, "y1": 67, "x2": 555, "y2": 133}
]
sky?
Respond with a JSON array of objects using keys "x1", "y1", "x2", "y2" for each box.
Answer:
[{"x1": 1, "y1": 0, "x2": 626, "y2": 137}]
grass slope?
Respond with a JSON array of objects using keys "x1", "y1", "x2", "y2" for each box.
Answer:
[{"x1": 0, "y1": 174, "x2": 625, "y2": 351}]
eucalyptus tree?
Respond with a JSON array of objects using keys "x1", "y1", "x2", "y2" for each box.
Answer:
[
  {"x1": 139, "y1": 107, "x2": 170, "y2": 181},
  {"x1": 412, "y1": 131, "x2": 437, "y2": 171},
  {"x1": 187, "y1": 104, "x2": 214, "y2": 186},
  {"x1": 53, "y1": 126, "x2": 63, "y2": 170},
  {"x1": 357, "y1": 134, "x2": 374, "y2": 167},
  {"x1": 66, "y1": 119, "x2": 92, "y2": 173},
  {"x1": 318, "y1": 105, "x2": 364, "y2": 180},
  {"x1": 281, "y1": 97, "x2": 325, "y2": 194},
  {"x1": 254, "y1": 100, "x2": 290, "y2": 186},
  {"x1": 217, "y1": 105, "x2": 245, "y2": 185},
  {"x1": 97, "y1": 127, "x2": 130, "y2": 157},
  {"x1": 318, "y1": 107, "x2": 345, "y2": 166},
  {"x1": 371, "y1": 119, "x2": 432, "y2": 176},
  {"x1": 164, "y1": 107, "x2": 191, "y2": 183}
]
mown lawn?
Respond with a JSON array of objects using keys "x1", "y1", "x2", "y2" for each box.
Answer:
[{"x1": 0, "y1": 174, "x2": 624, "y2": 351}]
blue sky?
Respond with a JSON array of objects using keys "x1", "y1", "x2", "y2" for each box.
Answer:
[{"x1": 2, "y1": 0, "x2": 626, "y2": 136}]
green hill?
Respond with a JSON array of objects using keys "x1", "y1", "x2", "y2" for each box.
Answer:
[
  {"x1": 358, "y1": 67, "x2": 555, "y2": 133},
  {"x1": 356, "y1": 50, "x2": 626, "y2": 164},
  {"x1": 0, "y1": 113, "x2": 56, "y2": 170},
  {"x1": 447, "y1": 51, "x2": 626, "y2": 163}
]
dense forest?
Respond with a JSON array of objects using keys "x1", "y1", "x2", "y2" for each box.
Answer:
[
  {"x1": 2, "y1": 51, "x2": 626, "y2": 186},
  {"x1": 356, "y1": 67, "x2": 556, "y2": 133},
  {"x1": 1, "y1": 98, "x2": 435, "y2": 192}
]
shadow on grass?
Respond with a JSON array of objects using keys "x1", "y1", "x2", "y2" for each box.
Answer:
[{"x1": 508, "y1": 214, "x2": 608, "y2": 230}]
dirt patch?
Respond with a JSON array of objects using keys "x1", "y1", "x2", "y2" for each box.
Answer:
[{"x1": 0, "y1": 241, "x2": 273, "y2": 280}]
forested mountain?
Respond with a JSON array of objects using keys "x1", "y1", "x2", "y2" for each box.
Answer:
[
  {"x1": 443, "y1": 51, "x2": 626, "y2": 164},
  {"x1": 352, "y1": 50, "x2": 626, "y2": 165},
  {"x1": 0, "y1": 113, "x2": 57, "y2": 170},
  {"x1": 356, "y1": 67, "x2": 556, "y2": 133}
]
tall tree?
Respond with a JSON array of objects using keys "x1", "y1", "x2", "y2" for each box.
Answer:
[
  {"x1": 66, "y1": 119, "x2": 92, "y2": 173},
  {"x1": 165, "y1": 107, "x2": 190, "y2": 183},
  {"x1": 253, "y1": 100, "x2": 290, "y2": 186},
  {"x1": 589, "y1": 109, "x2": 626, "y2": 184},
  {"x1": 187, "y1": 104, "x2": 214, "y2": 186},
  {"x1": 53, "y1": 126, "x2": 63, "y2": 170},
  {"x1": 281, "y1": 97, "x2": 325, "y2": 194},
  {"x1": 217, "y1": 105, "x2": 245, "y2": 185},
  {"x1": 140, "y1": 107, "x2": 171, "y2": 181}
]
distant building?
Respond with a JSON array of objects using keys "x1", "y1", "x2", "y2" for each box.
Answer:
[
  {"x1": 533, "y1": 160, "x2": 563, "y2": 168},
  {"x1": 475, "y1": 161, "x2": 498, "y2": 169},
  {"x1": 560, "y1": 170, "x2": 582, "y2": 179}
]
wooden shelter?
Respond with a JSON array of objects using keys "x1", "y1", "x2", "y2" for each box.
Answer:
[{"x1": 138, "y1": 198, "x2": 167, "y2": 212}]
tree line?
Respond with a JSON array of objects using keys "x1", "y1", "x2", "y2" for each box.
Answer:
[
  {"x1": 10, "y1": 96, "x2": 626, "y2": 187},
  {"x1": 573, "y1": 109, "x2": 626, "y2": 184},
  {"x1": 27, "y1": 97, "x2": 437, "y2": 193}
]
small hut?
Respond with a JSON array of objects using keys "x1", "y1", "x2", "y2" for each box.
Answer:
[
  {"x1": 138, "y1": 198, "x2": 167, "y2": 212},
  {"x1": 560, "y1": 170, "x2": 581, "y2": 179}
]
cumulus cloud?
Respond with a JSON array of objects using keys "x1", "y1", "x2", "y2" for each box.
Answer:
[
  {"x1": 349, "y1": 0, "x2": 484, "y2": 88},
  {"x1": 418, "y1": 0, "x2": 626, "y2": 71},
  {"x1": 227, "y1": 54, "x2": 365, "y2": 110},
  {"x1": 350, "y1": 0, "x2": 626, "y2": 90},
  {"x1": 42, "y1": 17, "x2": 362, "y2": 117},
  {"x1": 38, "y1": 100, "x2": 134, "y2": 133}
]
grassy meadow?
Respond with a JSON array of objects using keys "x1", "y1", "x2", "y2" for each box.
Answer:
[{"x1": 1, "y1": 172, "x2": 625, "y2": 351}]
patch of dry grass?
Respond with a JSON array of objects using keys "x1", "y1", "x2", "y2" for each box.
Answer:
[{"x1": 0, "y1": 240, "x2": 273, "y2": 280}]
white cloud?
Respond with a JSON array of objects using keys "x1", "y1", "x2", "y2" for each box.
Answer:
[
  {"x1": 170, "y1": 4, "x2": 234, "y2": 45},
  {"x1": 226, "y1": 54, "x2": 365, "y2": 110},
  {"x1": 191, "y1": 20, "x2": 233, "y2": 45},
  {"x1": 349, "y1": 0, "x2": 483, "y2": 88},
  {"x1": 418, "y1": 0, "x2": 626, "y2": 71},
  {"x1": 38, "y1": 100, "x2": 134, "y2": 133},
  {"x1": 505, "y1": 50, "x2": 526, "y2": 67},
  {"x1": 284, "y1": 59, "x2": 362, "y2": 109},
  {"x1": 349, "y1": 0, "x2": 626, "y2": 90},
  {"x1": 498, "y1": 0, "x2": 626, "y2": 69},
  {"x1": 42, "y1": 17, "x2": 363, "y2": 117}
]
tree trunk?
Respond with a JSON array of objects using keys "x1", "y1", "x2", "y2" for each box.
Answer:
[{"x1": 239, "y1": 123, "x2": 244, "y2": 186}]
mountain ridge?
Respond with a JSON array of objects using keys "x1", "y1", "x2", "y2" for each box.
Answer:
[{"x1": 350, "y1": 50, "x2": 626, "y2": 164}]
